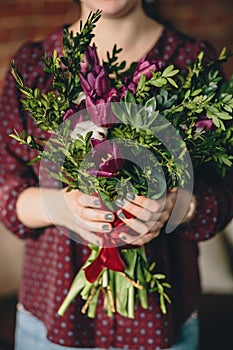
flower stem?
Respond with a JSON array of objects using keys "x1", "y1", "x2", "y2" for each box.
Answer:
[
  {"x1": 57, "y1": 272, "x2": 86, "y2": 316},
  {"x1": 107, "y1": 285, "x2": 115, "y2": 312},
  {"x1": 119, "y1": 272, "x2": 143, "y2": 289},
  {"x1": 81, "y1": 284, "x2": 99, "y2": 314}
]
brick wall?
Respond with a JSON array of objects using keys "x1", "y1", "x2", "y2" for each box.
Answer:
[
  {"x1": 0, "y1": 0, "x2": 232, "y2": 92},
  {"x1": 0, "y1": 0, "x2": 79, "y2": 90},
  {"x1": 157, "y1": 0, "x2": 233, "y2": 77}
]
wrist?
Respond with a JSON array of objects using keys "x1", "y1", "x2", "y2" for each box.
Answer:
[
  {"x1": 16, "y1": 186, "x2": 57, "y2": 228},
  {"x1": 181, "y1": 195, "x2": 197, "y2": 224}
]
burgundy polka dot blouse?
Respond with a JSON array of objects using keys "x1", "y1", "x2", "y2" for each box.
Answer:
[{"x1": 0, "y1": 25, "x2": 232, "y2": 349}]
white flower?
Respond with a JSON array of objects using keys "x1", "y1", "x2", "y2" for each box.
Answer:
[
  {"x1": 70, "y1": 120, "x2": 108, "y2": 140},
  {"x1": 73, "y1": 91, "x2": 86, "y2": 105}
]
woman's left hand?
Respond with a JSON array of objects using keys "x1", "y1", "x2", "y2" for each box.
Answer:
[{"x1": 116, "y1": 188, "x2": 178, "y2": 246}]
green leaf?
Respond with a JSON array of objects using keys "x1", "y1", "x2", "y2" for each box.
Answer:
[
  {"x1": 26, "y1": 135, "x2": 32, "y2": 144},
  {"x1": 153, "y1": 273, "x2": 166, "y2": 280},
  {"x1": 191, "y1": 88, "x2": 203, "y2": 97},
  {"x1": 125, "y1": 90, "x2": 136, "y2": 104},
  {"x1": 224, "y1": 105, "x2": 232, "y2": 113},
  {"x1": 167, "y1": 77, "x2": 178, "y2": 88},
  {"x1": 221, "y1": 157, "x2": 232, "y2": 167},
  {"x1": 149, "y1": 262, "x2": 156, "y2": 272},
  {"x1": 222, "y1": 94, "x2": 232, "y2": 103},
  {"x1": 160, "y1": 294, "x2": 166, "y2": 314},
  {"x1": 150, "y1": 77, "x2": 167, "y2": 87}
]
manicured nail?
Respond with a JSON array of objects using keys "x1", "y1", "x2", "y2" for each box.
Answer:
[
  {"x1": 119, "y1": 234, "x2": 127, "y2": 241},
  {"x1": 94, "y1": 199, "x2": 101, "y2": 207},
  {"x1": 127, "y1": 192, "x2": 135, "y2": 200},
  {"x1": 105, "y1": 213, "x2": 113, "y2": 221},
  {"x1": 116, "y1": 198, "x2": 125, "y2": 207},
  {"x1": 117, "y1": 211, "x2": 126, "y2": 220},
  {"x1": 102, "y1": 224, "x2": 110, "y2": 231}
]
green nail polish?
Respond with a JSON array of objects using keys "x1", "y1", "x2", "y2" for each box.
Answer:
[
  {"x1": 96, "y1": 239, "x2": 101, "y2": 246},
  {"x1": 120, "y1": 235, "x2": 127, "y2": 241},
  {"x1": 105, "y1": 213, "x2": 113, "y2": 221},
  {"x1": 118, "y1": 211, "x2": 126, "y2": 219},
  {"x1": 102, "y1": 224, "x2": 110, "y2": 231},
  {"x1": 127, "y1": 192, "x2": 135, "y2": 200},
  {"x1": 94, "y1": 199, "x2": 101, "y2": 206},
  {"x1": 116, "y1": 198, "x2": 125, "y2": 207}
]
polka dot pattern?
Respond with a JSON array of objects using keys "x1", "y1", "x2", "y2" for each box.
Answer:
[{"x1": 0, "y1": 26, "x2": 233, "y2": 349}]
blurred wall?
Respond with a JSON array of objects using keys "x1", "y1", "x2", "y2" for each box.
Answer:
[
  {"x1": 0, "y1": 223, "x2": 24, "y2": 297},
  {"x1": 0, "y1": 0, "x2": 232, "y2": 93},
  {"x1": 157, "y1": 0, "x2": 233, "y2": 77},
  {"x1": 0, "y1": 0, "x2": 78, "y2": 90}
]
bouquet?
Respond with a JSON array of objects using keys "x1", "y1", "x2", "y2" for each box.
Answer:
[{"x1": 10, "y1": 10, "x2": 233, "y2": 319}]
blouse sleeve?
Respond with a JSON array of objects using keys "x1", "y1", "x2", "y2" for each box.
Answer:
[
  {"x1": 0, "y1": 43, "x2": 44, "y2": 239},
  {"x1": 169, "y1": 35, "x2": 233, "y2": 242},
  {"x1": 175, "y1": 168, "x2": 233, "y2": 242}
]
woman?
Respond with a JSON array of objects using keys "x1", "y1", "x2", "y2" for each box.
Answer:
[{"x1": 0, "y1": 0, "x2": 232, "y2": 349}]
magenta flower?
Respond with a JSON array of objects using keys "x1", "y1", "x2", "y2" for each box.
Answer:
[
  {"x1": 80, "y1": 65, "x2": 120, "y2": 126},
  {"x1": 132, "y1": 56, "x2": 163, "y2": 84},
  {"x1": 62, "y1": 102, "x2": 86, "y2": 129},
  {"x1": 79, "y1": 45, "x2": 130, "y2": 126},
  {"x1": 80, "y1": 44, "x2": 100, "y2": 74},
  {"x1": 195, "y1": 115, "x2": 213, "y2": 131},
  {"x1": 63, "y1": 102, "x2": 85, "y2": 121},
  {"x1": 85, "y1": 87, "x2": 120, "y2": 127},
  {"x1": 92, "y1": 67, "x2": 112, "y2": 96},
  {"x1": 87, "y1": 139, "x2": 125, "y2": 177},
  {"x1": 79, "y1": 45, "x2": 102, "y2": 95},
  {"x1": 121, "y1": 56, "x2": 163, "y2": 95}
]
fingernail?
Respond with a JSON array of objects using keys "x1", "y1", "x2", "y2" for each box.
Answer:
[
  {"x1": 127, "y1": 192, "x2": 135, "y2": 200},
  {"x1": 102, "y1": 224, "x2": 110, "y2": 231},
  {"x1": 119, "y1": 234, "x2": 127, "y2": 241},
  {"x1": 105, "y1": 213, "x2": 113, "y2": 221},
  {"x1": 96, "y1": 239, "x2": 101, "y2": 246},
  {"x1": 117, "y1": 211, "x2": 126, "y2": 220},
  {"x1": 116, "y1": 198, "x2": 125, "y2": 207},
  {"x1": 94, "y1": 199, "x2": 101, "y2": 207}
]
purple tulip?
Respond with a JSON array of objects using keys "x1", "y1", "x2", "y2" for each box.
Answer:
[
  {"x1": 79, "y1": 71, "x2": 96, "y2": 95},
  {"x1": 119, "y1": 57, "x2": 163, "y2": 96},
  {"x1": 86, "y1": 87, "x2": 120, "y2": 127},
  {"x1": 195, "y1": 115, "x2": 213, "y2": 131},
  {"x1": 79, "y1": 45, "x2": 103, "y2": 95},
  {"x1": 79, "y1": 56, "x2": 120, "y2": 127},
  {"x1": 132, "y1": 56, "x2": 163, "y2": 84},
  {"x1": 80, "y1": 44, "x2": 100, "y2": 74},
  {"x1": 87, "y1": 139, "x2": 125, "y2": 177}
]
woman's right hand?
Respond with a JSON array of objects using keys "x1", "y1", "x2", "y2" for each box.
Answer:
[
  {"x1": 51, "y1": 188, "x2": 115, "y2": 245},
  {"x1": 16, "y1": 186, "x2": 115, "y2": 246}
]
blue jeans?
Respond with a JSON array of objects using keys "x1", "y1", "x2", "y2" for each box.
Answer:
[{"x1": 14, "y1": 305, "x2": 199, "y2": 350}]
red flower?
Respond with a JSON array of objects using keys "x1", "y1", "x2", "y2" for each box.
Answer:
[{"x1": 87, "y1": 138, "x2": 125, "y2": 177}]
